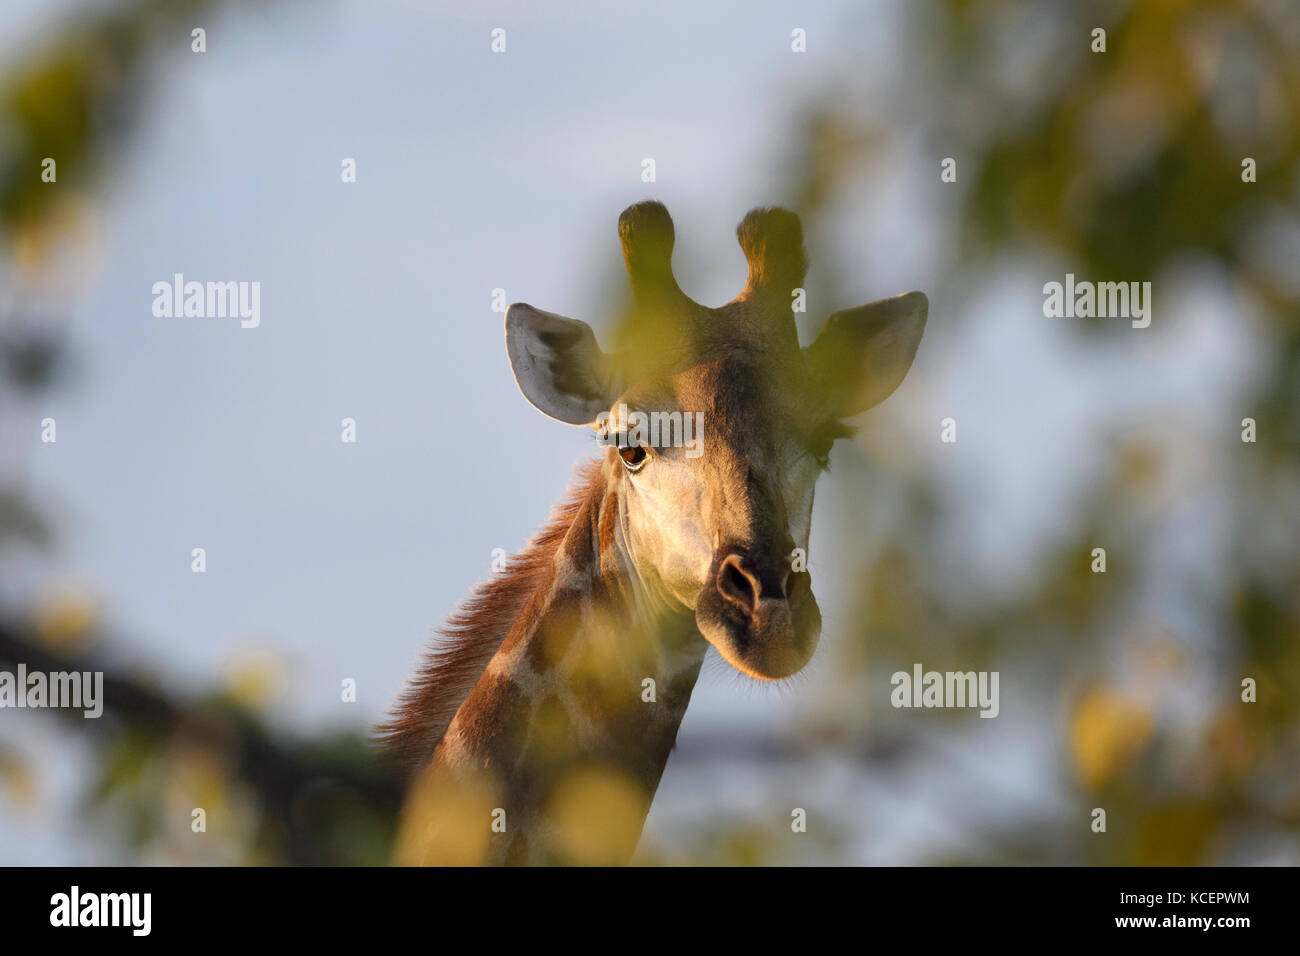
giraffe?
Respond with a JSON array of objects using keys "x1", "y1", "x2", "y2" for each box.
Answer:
[{"x1": 379, "y1": 201, "x2": 927, "y2": 864}]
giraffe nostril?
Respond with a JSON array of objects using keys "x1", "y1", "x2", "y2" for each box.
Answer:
[{"x1": 718, "y1": 555, "x2": 759, "y2": 612}]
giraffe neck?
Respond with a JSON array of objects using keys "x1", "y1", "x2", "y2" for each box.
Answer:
[{"x1": 397, "y1": 456, "x2": 708, "y2": 865}]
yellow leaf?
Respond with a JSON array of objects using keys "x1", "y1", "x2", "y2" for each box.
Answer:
[{"x1": 1070, "y1": 686, "x2": 1152, "y2": 790}]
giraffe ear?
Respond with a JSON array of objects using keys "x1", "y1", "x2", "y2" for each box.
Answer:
[
  {"x1": 505, "y1": 304, "x2": 625, "y2": 425},
  {"x1": 805, "y1": 291, "x2": 927, "y2": 416}
]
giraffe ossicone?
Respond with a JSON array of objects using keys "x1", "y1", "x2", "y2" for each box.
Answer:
[{"x1": 381, "y1": 200, "x2": 927, "y2": 864}]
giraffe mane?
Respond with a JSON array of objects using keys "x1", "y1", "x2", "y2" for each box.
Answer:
[{"x1": 376, "y1": 459, "x2": 605, "y2": 772}]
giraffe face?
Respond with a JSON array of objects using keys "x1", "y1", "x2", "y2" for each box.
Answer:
[
  {"x1": 503, "y1": 202, "x2": 927, "y2": 681},
  {"x1": 602, "y1": 348, "x2": 834, "y2": 679}
]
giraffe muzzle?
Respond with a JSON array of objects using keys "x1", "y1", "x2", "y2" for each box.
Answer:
[{"x1": 696, "y1": 547, "x2": 821, "y2": 680}]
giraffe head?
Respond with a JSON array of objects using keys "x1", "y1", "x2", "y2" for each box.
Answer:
[{"x1": 505, "y1": 201, "x2": 925, "y2": 680}]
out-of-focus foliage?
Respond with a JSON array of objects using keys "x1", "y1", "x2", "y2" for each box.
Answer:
[
  {"x1": 1, "y1": 0, "x2": 245, "y2": 256},
  {"x1": 0, "y1": 0, "x2": 406, "y2": 868},
  {"x1": 769, "y1": 0, "x2": 1300, "y2": 864}
]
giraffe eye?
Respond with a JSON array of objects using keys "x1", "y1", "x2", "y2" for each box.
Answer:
[{"x1": 619, "y1": 444, "x2": 648, "y2": 470}]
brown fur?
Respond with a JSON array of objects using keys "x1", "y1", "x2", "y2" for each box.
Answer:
[{"x1": 376, "y1": 459, "x2": 605, "y2": 770}]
